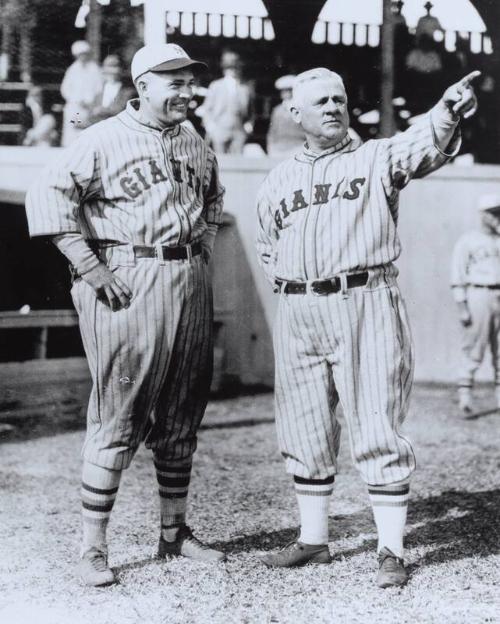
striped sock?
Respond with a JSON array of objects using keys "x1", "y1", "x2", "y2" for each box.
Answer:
[
  {"x1": 154, "y1": 457, "x2": 192, "y2": 542},
  {"x1": 81, "y1": 461, "x2": 121, "y2": 555},
  {"x1": 294, "y1": 475, "x2": 334, "y2": 545},
  {"x1": 368, "y1": 480, "x2": 410, "y2": 558}
]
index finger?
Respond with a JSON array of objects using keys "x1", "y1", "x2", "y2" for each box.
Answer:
[{"x1": 458, "y1": 70, "x2": 481, "y2": 87}]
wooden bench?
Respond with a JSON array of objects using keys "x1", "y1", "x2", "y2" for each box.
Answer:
[
  {"x1": 0, "y1": 309, "x2": 79, "y2": 359},
  {"x1": 0, "y1": 307, "x2": 231, "y2": 363}
]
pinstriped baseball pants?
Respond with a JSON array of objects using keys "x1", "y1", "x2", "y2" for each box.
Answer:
[
  {"x1": 71, "y1": 255, "x2": 213, "y2": 470},
  {"x1": 273, "y1": 269, "x2": 416, "y2": 485},
  {"x1": 458, "y1": 287, "x2": 500, "y2": 387}
]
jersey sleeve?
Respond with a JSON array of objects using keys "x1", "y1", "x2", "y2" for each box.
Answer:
[
  {"x1": 25, "y1": 132, "x2": 100, "y2": 237},
  {"x1": 202, "y1": 149, "x2": 225, "y2": 226},
  {"x1": 450, "y1": 235, "x2": 470, "y2": 303},
  {"x1": 255, "y1": 176, "x2": 279, "y2": 286},
  {"x1": 376, "y1": 106, "x2": 461, "y2": 201}
]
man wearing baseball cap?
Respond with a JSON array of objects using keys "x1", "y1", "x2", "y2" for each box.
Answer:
[
  {"x1": 451, "y1": 193, "x2": 500, "y2": 414},
  {"x1": 25, "y1": 43, "x2": 225, "y2": 586}
]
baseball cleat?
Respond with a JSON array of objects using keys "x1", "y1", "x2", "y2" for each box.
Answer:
[
  {"x1": 458, "y1": 388, "x2": 473, "y2": 415},
  {"x1": 76, "y1": 548, "x2": 116, "y2": 587},
  {"x1": 158, "y1": 525, "x2": 226, "y2": 563},
  {"x1": 260, "y1": 540, "x2": 332, "y2": 568},
  {"x1": 458, "y1": 399, "x2": 473, "y2": 415},
  {"x1": 376, "y1": 547, "x2": 408, "y2": 588}
]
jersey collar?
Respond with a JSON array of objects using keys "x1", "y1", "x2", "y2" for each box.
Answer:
[
  {"x1": 119, "y1": 99, "x2": 181, "y2": 136},
  {"x1": 296, "y1": 133, "x2": 360, "y2": 163}
]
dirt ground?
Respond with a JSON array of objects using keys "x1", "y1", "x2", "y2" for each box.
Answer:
[{"x1": 1, "y1": 379, "x2": 499, "y2": 624}]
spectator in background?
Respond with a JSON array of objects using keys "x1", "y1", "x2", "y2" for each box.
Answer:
[
  {"x1": 266, "y1": 75, "x2": 305, "y2": 158},
  {"x1": 22, "y1": 86, "x2": 58, "y2": 147},
  {"x1": 201, "y1": 50, "x2": 254, "y2": 154},
  {"x1": 60, "y1": 40, "x2": 102, "y2": 146},
  {"x1": 82, "y1": 55, "x2": 135, "y2": 128},
  {"x1": 450, "y1": 195, "x2": 500, "y2": 414}
]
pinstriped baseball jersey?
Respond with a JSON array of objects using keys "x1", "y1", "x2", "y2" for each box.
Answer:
[
  {"x1": 450, "y1": 230, "x2": 500, "y2": 302},
  {"x1": 256, "y1": 108, "x2": 460, "y2": 485},
  {"x1": 25, "y1": 98, "x2": 224, "y2": 470},
  {"x1": 26, "y1": 99, "x2": 224, "y2": 248},
  {"x1": 256, "y1": 110, "x2": 459, "y2": 283}
]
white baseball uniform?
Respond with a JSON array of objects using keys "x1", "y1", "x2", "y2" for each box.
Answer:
[
  {"x1": 256, "y1": 107, "x2": 460, "y2": 485},
  {"x1": 25, "y1": 100, "x2": 224, "y2": 470},
  {"x1": 451, "y1": 230, "x2": 500, "y2": 389}
]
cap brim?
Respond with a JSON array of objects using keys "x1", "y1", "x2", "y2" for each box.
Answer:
[{"x1": 150, "y1": 58, "x2": 207, "y2": 73}]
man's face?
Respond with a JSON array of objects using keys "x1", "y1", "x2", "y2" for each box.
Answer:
[
  {"x1": 291, "y1": 78, "x2": 349, "y2": 148},
  {"x1": 483, "y1": 210, "x2": 500, "y2": 234},
  {"x1": 137, "y1": 69, "x2": 195, "y2": 126},
  {"x1": 103, "y1": 66, "x2": 121, "y2": 82},
  {"x1": 280, "y1": 88, "x2": 293, "y2": 102},
  {"x1": 77, "y1": 51, "x2": 91, "y2": 64}
]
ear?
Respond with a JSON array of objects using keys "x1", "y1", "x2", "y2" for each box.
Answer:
[
  {"x1": 289, "y1": 101, "x2": 302, "y2": 126},
  {"x1": 136, "y1": 78, "x2": 148, "y2": 96}
]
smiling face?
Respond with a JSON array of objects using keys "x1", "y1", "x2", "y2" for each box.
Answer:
[
  {"x1": 136, "y1": 69, "x2": 195, "y2": 128},
  {"x1": 291, "y1": 74, "x2": 349, "y2": 151}
]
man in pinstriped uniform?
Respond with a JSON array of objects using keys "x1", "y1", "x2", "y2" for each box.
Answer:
[
  {"x1": 451, "y1": 194, "x2": 500, "y2": 414},
  {"x1": 25, "y1": 44, "x2": 226, "y2": 587},
  {"x1": 256, "y1": 67, "x2": 480, "y2": 587}
]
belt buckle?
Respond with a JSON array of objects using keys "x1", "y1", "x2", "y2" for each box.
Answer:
[
  {"x1": 311, "y1": 278, "x2": 339, "y2": 296},
  {"x1": 310, "y1": 281, "x2": 324, "y2": 296},
  {"x1": 155, "y1": 243, "x2": 166, "y2": 265},
  {"x1": 331, "y1": 277, "x2": 341, "y2": 294},
  {"x1": 185, "y1": 243, "x2": 193, "y2": 262}
]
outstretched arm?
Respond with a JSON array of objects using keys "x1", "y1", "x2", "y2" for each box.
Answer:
[{"x1": 378, "y1": 71, "x2": 481, "y2": 201}]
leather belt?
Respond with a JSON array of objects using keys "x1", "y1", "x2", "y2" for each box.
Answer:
[
  {"x1": 276, "y1": 271, "x2": 369, "y2": 295},
  {"x1": 133, "y1": 242, "x2": 201, "y2": 261},
  {"x1": 72, "y1": 241, "x2": 202, "y2": 279}
]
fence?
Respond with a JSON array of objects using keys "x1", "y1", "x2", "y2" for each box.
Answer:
[{"x1": 1, "y1": 147, "x2": 500, "y2": 382}]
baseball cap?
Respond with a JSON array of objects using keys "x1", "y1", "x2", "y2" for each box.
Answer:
[
  {"x1": 131, "y1": 44, "x2": 207, "y2": 82},
  {"x1": 275, "y1": 75, "x2": 296, "y2": 91},
  {"x1": 478, "y1": 193, "x2": 500, "y2": 213}
]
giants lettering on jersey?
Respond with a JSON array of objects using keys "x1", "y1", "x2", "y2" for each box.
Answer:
[
  {"x1": 119, "y1": 158, "x2": 201, "y2": 199},
  {"x1": 468, "y1": 246, "x2": 500, "y2": 265},
  {"x1": 274, "y1": 177, "x2": 366, "y2": 230}
]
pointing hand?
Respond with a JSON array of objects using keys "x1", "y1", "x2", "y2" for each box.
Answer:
[{"x1": 442, "y1": 70, "x2": 481, "y2": 120}]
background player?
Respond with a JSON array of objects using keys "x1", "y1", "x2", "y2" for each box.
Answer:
[
  {"x1": 451, "y1": 194, "x2": 500, "y2": 414},
  {"x1": 255, "y1": 66, "x2": 479, "y2": 587},
  {"x1": 25, "y1": 43, "x2": 225, "y2": 587}
]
